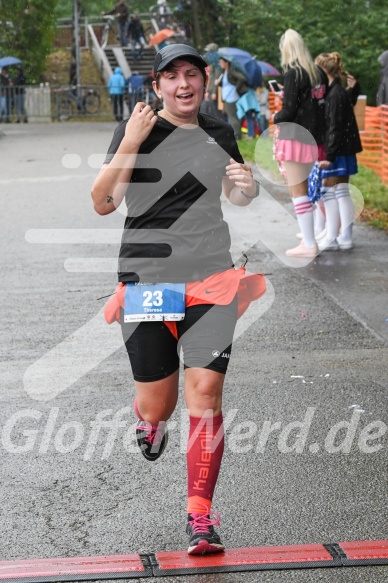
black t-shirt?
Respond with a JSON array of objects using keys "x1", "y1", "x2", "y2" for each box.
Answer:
[{"x1": 104, "y1": 113, "x2": 244, "y2": 283}]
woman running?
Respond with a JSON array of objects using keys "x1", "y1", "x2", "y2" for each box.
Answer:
[{"x1": 91, "y1": 44, "x2": 264, "y2": 555}]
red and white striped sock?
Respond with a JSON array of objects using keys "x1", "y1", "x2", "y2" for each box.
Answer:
[{"x1": 292, "y1": 196, "x2": 315, "y2": 248}]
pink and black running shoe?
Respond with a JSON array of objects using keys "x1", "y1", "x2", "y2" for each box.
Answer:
[
  {"x1": 186, "y1": 512, "x2": 225, "y2": 555},
  {"x1": 135, "y1": 421, "x2": 168, "y2": 461}
]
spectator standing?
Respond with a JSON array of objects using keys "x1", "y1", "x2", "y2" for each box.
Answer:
[
  {"x1": 376, "y1": 50, "x2": 388, "y2": 106},
  {"x1": 202, "y1": 43, "x2": 223, "y2": 119},
  {"x1": 273, "y1": 29, "x2": 327, "y2": 257},
  {"x1": 257, "y1": 85, "x2": 269, "y2": 135},
  {"x1": 315, "y1": 52, "x2": 362, "y2": 251},
  {"x1": 103, "y1": 0, "x2": 130, "y2": 47},
  {"x1": 126, "y1": 71, "x2": 145, "y2": 113},
  {"x1": 170, "y1": 23, "x2": 187, "y2": 43},
  {"x1": 108, "y1": 66, "x2": 126, "y2": 121},
  {"x1": 143, "y1": 73, "x2": 161, "y2": 109},
  {"x1": 217, "y1": 57, "x2": 250, "y2": 140},
  {"x1": 156, "y1": 0, "x2": 172, "y2": 28},
  {"x1": 13, "y1": 65, "x2": 28, "y2": 123},
  {"x1": 0, "y1": 68, "x2": 11, "y2": 123},
  {"x1": 127, "y1": 14, "x2": 146, "y2": 60},
  {"x1": 236, "y1": 88, "x2": 261, "y2": 140}
]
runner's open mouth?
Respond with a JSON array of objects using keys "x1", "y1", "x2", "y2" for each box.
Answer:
[{"x1": 177, "y1": 93, "x2": 194, "y2": 100}]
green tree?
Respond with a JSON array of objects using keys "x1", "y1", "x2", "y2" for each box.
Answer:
[
  {"x1": 212, "y1": 0, "x2": 387, "y2": 104},
  {"x1": 55, "y1": 0, "x2": 181, "y2": 19},
  {"x1": 0, "y1": 0, "x2": 57, "y2": 82},
  {"x1": 3, "y1": 0, "x2": 385, "y2": 101}
]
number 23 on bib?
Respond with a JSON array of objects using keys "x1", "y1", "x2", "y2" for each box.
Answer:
[{"x1": 124, "y1": 282, "x2": 186, "y2": 322}]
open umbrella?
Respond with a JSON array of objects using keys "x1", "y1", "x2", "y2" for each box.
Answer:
[
  {"x1": 219, "y1": 47, "x2": 252, "y2": 61},
  {"x1": 256, "y1": 60, "x2": 280, "y2": 77},
  {"x1": 148, "y1": 28, "x2": 175, "y2": 46},
  {"x1": 202, "y1": 51, "x2": 221, "y2": 66},
  {"x1": 218, "y1": 47, "x2": 262, "y2": 88},
  {"x1": 218, "y1": 47, "x2": 280, "y2": 77},
  {"x1": 0, "y1": 56, "x2": 22, "y2": 68}
]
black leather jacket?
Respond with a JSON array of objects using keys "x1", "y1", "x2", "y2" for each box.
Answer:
[
  {"x1": 324, "y1": 78, "x2": 362, "y2": 161},
  {"x1": 273, "y1": 66, "x2": 328, "y2": 145}
]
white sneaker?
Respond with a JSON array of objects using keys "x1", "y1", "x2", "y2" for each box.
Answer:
[
  {"x1": 318, "y1": 238, "x2": 339, "y2": 251},
  {"x1": 315, "y1": 228, "x2": 327, "y2": 242},
  {"x1": 337, "y1": 235, "x2": 354, "y2": 250},
  {"x1": 286, "y1": 241, "x2": 318, "y2": 257}
]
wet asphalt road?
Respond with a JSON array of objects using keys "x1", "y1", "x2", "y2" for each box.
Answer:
[{"x1": 0, "y1": 122, "x2": 387, "y2": 582}]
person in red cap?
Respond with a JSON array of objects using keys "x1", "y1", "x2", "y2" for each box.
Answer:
[{"x1": 91, "y1": 43, "x2": 264, "y2": 555}]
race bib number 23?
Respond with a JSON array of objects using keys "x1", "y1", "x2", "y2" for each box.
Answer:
[{"x1": 124, "y1": 282, "x2": 185, "y2": 322}]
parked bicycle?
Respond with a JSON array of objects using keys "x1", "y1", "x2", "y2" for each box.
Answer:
[{"x1": 56, "y1": 86, "x2": 101, "y2": 121}]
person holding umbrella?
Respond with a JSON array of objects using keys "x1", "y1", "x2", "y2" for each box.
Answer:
[
  {"x1": 216, "y1": 56, "x2": 250, "y2": 140},
  {"x1": 148, "y1": 27, "x2": 175, "y2": 49}
]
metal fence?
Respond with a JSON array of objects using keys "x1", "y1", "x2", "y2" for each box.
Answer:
[
  {"x1": 0, "y1": 85, "x2": 48, "y2": 123},
  {"x1": 1, "y1": 83, "x2": 157, "y2": 122},
  {"x1": 52, "y1": 84, "x2": 158, "y2": 121}
]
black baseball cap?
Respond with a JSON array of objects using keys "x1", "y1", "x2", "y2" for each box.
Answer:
[{"x1": 153, "y1": 44, "x2": 208, "y2": 75}]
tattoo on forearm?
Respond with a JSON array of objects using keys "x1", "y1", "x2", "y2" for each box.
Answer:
[{"x1": 106, "y1": 195, "x2": 114, "y2": 203}]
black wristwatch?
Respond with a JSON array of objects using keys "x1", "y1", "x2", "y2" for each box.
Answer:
[{"x1": 240, "y1": 180, "x2": 260, "y2": 200}]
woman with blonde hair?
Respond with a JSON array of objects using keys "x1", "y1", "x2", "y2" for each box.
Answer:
[
  {"x1": 315, "y1": 52, "x2": 362, "y2": 251},
  {"x1": 272, "y1": 29, "x2": 327, "y2": 257}
]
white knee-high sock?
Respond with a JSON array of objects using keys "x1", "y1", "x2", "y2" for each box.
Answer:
[
  {"x1": 322, "y1": 188, "x2": 340, "y2": 242},
  {"x1": 336, "y1": 183, "x2": 354, "y2": 241},
  {"x1": 314, "y1": 188, "x2": 328, "y2": 233},
  {"x1": 292, "y1": 196, "x2": 315, "y2": 248}
]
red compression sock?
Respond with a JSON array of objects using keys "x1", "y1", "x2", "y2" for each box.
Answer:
[{"x1": 186, "y1": 412, "x2": 224, "y2": 515}]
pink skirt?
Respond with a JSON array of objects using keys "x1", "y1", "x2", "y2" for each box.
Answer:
[{"x1": 276, "y1": 139, "x2": 319, "y2": 163}]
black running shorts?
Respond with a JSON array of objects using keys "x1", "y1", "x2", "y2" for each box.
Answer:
[{"x1": 120, "y1": 298, "x2": 238, "y2": 382}]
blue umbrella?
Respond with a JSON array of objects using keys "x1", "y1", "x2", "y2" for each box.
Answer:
[
  {"x1": 202, "y1": 51, "x2": 221, "y2": 66},
  {"x1": 0, "y1": 56, "x2": 22, "y2": 68},
  {"x1": 219, "y1": 47, "x2": 252, "y2": 61},
  {"x1": 218, "y1": 47, "x2": 281, "y2": 81},
  {"x1": 218, "y1": 47, "x2": 263, "y2": 88}
]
